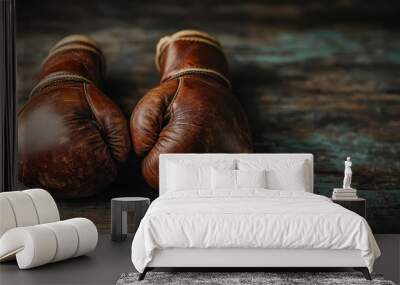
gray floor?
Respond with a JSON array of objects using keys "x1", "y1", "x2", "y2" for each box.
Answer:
[
  {"x1": 1, "y1": 235, "x2": 399, "y2": 285},
  {"x1": 0, "y1": 234, "x2": 134, "y2": 285}
]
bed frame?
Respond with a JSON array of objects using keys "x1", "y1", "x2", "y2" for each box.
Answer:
[{"x1": 139, "y1": 154, "x2": 371, "y2": 280}]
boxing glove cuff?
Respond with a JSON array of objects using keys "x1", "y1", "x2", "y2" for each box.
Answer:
[{"x1": 155, "y1": 30, "x2": 230, "y2": 87}]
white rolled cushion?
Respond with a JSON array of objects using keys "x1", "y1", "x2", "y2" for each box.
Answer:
[
  {"x1": 23, "y1": 189, "x2": 59, "y2": 223},
  {"x1": 65, "y1": 218, "x2": 98, "y2": 257},
  {"x1": 0, "y1": 191, "x2": 39, "y2": 227},
  {"x1": 0, "y1": 218, "x2": 98, "y2": 269},
  {"x1": 238, "y1": 158, "x2": 307, "y2": 191},
  {"x1": 0, "y1": 225, "x2": 57, "y2": 269},
  {"x1": 211, "y1": 168, "x2": 236, "y2": 190},
  {"x1": 167, "y1": 159, "x2": 235, "y2": 191},
  {"x1": 42, "y1": 221, "x2": 79, "y2": 262},
  {"x1": 0, "y1": 189, "x2": 60, "y2": 239},
  {"x1": 0, "y1": 196, "x2": 17, "y2": 237},
  {"x1": 236, "y1": 169, "x2": 267, "y2": 189}
]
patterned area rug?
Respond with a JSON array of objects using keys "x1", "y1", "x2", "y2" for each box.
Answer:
[{"x1": 116, "y1": 272, "x2": 395, "y2": 285}]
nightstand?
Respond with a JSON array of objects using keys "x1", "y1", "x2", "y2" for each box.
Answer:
[{"x1": 331, "y1": 198, "x2": 366, "y2": 218}]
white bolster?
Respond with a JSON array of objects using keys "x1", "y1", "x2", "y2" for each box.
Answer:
[
  {"x1": 23, "y1": 189, "x2": 60, "y2": 223},
  {"x1": 42, "y1": 221, "x2": 79, "y2": 262},
  {"x1": 0, "y1": 189, "x2": 60, "y2": 238},
  {"x1": 0, "y1": 218, "x2": 98, "y2": 269},
  {"x1": 0, "y1": 191, "x2": 39, "y2": 227},
  {"x1": 0, "y1": 226, "x2": 57, "y2": 268},
  {"x1": 0, "y1": 196, "x2": 17, "y2": 237},
  {"x1": 65, "y1": 218, "x2": 98, "y2": 257}
]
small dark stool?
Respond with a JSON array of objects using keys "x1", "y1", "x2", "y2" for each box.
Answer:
[{"x1": 111, "y1": 197, "x2": 150, "y2": 242}]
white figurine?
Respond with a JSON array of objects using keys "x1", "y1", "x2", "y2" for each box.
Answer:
[{"x1": 343, "y1": 157, "x2": 352, "y2": 189}]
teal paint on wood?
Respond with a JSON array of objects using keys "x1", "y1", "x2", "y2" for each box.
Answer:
[{"x1": 236, "y1": 31, "x2": 363, "y2": 64}]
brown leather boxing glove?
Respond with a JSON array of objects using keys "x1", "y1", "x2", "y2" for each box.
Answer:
[
  {"x1": 18, "y1": 35, "x2": 131, "y2": 198},
  {"x1": 130, "y1": 30, "x2": 253, "y2": 189}
]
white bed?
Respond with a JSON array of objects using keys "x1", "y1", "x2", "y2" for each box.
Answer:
[{"x1": 131, "y1": 154, "x2": 380, "y2": 280}]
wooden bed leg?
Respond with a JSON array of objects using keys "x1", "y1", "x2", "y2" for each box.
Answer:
[
  {"x1": 362, "y1": 268, "x2": 372, "y2": 281},
  {"x1": 354, "y1": 267, "x2": 371, "y2": 280},
  {"x1": 138, "y1": 268, "x2": 148, "y2": 281}
]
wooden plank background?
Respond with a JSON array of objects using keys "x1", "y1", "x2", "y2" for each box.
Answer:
[{"x1": 16, "y1": 0, "x2": 400, "y2": 233}]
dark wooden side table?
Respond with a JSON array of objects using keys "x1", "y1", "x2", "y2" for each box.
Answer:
[
  {"x1": 111, "y1": 197, "x2": 150, "y2": 242},
  {"x1": 331, "y1": 198, "x2": 366, "y2": 218}
]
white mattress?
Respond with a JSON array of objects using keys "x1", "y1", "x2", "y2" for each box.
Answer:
[{"x1": 131, "y1": 190, "x2": 380, "y2": 273}]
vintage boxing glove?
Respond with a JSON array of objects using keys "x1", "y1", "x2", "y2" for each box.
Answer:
[
  {"x1": 130, "y1": 30, "x2": 253, "y2": 189},
  {"x1": 18, "y1": 35, "x2": 131, "y2": 198}
]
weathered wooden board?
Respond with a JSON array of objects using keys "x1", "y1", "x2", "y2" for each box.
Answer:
[{"x1": 16, "y1": 0, "x2": 400, "y2": 233}]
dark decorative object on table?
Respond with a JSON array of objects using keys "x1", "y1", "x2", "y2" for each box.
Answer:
[
  {"x1": 0, "y1": 0, "x2": 17, "y2": 193},
  {"x1": 332, "y1": 198, "x2": 366, "y2": 219},
  {"x1": 111, "y1": 197, "x2": 150, "y2": 242}
]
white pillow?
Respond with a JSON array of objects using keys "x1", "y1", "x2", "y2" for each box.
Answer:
[
  {"x1": 238, "y1": 158, "x2": 308, "y2": 191},
  {"x1": 167, "y1": 160, "x2": 235, "y2": 191},
  {"x1": 211, "y1": 169, "x2": 267, "y2": 190},
  {"x1": 211, "y1": 168, "x2": 236, "y2": 190},
  {"x1": 237, "y1": 169, "x2": 267, "y2": 188},
  {"x1": 167, "y1": 163, "x2": 209, "y2": 191}
]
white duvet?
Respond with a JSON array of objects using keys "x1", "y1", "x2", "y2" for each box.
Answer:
[{"x1": 131, "y1": 190, "x2": 380, "y2": 273}]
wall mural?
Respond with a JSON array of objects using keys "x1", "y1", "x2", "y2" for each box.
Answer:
[{"x1": 16, "y1": 0, "x2": 400, "y2": 233}]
